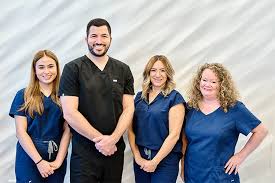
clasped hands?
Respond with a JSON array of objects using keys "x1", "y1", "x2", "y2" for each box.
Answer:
[{"x1": 93, "y1": 135, "x2": 117, "y2": 156}]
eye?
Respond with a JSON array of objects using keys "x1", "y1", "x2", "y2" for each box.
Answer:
[
  {"x1": 37, "y1": 66, "x2": 45, "y2": 69},
  {"x1": 48, "y1": 64, "x2": 55, "y2": 68},
  {"x1": 89, "y1": 34, "x2": 97, "y2": 38}
]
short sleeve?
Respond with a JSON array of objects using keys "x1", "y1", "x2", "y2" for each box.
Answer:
[
  {"x1": 123, "y1": 65, "x2": 135, "y2": 95},
  {"x1": 235, "y1": 102, "x2": 261, "y2": 136},
  {"x1": 134, "y1": 92, "x2": 142, "y2": 103},
  {"x1": 9, "y1": 89, "x2": 26, "y2": 118},
  {"x1": 169, "y1": 90, "x2": 185, "y2": 108},
  {"x1": 59, "y1": 63, "x2": 80, "y2": 97}
]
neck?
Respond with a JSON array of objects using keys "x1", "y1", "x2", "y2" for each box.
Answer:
[
  {"x1": 201, "y1": 97, "x2": 220, "y2": 105},
  {"x1": 39, "y1": 82, "x2": 53, "y2": 94},
  {"x1": 151, "y1": 86, "x2": 162, "y2": 93}
]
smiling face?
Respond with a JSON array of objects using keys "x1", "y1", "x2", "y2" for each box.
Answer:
[
  {"x1": 149, "y1": 60, "x2": 167, "y2": 90},
  {"x1": 199, "y1": 68, "x2": 220, "y2": 100},
  {"x1": 35, "y1": 56, "x2": 57, "y2": 86},
  {"x1": 86, "y1": 25, "x2": 111, "y2": 57}
]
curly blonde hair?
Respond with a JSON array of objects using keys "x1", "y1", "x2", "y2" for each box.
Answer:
[
  {"x1": 141, "y1": 55, "x2": 176, "y2": 100},
  {"x1": 187, "y1": 63, "x2": 239, "y2": 112}
]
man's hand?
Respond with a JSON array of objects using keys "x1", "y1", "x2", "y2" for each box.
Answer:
[{"x1": 93, "y1": 135, "x2": 117, "y2": 156}]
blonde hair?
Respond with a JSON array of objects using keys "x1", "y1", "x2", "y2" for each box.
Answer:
[
  {"x1": 19, "y1": 50, "x2": 61, "y2": 118},
  {"x1": 141, "y1": 55, "x2": 176, "y2": 100},
  {"x1": 188, "y1": 63, "x2": 239, "y2": 112}
]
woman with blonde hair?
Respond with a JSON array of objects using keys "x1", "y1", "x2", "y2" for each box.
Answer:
[
  {"x1": 182, "y1": 63, "x2": 268, "y2": 183},
  {"x1": 128, "y1": 55, "x2": 185, "y2": 183},
  {"x1": 9, "y1": 50, "x2": 70, "y2": 182}
]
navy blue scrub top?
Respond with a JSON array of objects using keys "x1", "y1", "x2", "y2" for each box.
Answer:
[
  {"x1": 184, "y1": 101, "x2": 261, "y2": 183},
  {"x1": 133, "y1": 90, "x2": 185, "y2": 153},
  {"x1": 9, "y1": 89, "x2": 64, "y2": 154},
  {"x1": 9, "y1": 89, "x2": 66, "y2": 182}
]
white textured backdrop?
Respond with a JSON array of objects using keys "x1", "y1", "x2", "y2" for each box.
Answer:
[{"x1": 0, "y1": 0, "x2": 274, "y2": 182}]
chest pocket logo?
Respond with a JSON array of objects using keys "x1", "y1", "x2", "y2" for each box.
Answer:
[{"x1": 112, "y1": 78, "x2": 123, "y2": 96}]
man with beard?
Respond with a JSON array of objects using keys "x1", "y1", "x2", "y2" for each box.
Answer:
[{"x1": 59, "y1": 18, "x2": 135, "y2": 183}]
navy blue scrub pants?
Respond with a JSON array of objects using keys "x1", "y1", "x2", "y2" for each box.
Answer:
[
  {"x1": 15, "y1": 141, "x2": 66, "y2": 183},
  {"x1": 134, "y1": 146, "x2": 181, "y2": 183}
]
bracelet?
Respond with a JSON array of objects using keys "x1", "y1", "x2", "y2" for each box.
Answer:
[{"x1": 35, "y1": 158, "x2": 43, "y2": 165}]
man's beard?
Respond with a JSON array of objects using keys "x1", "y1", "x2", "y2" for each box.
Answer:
[{"x1": 88, "y1": 44, "x2": 110, "y2": 57}]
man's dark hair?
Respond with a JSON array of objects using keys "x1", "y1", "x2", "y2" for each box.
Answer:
[{"x1": 86, "y1": 18, "x2": 111, "y2": 37}]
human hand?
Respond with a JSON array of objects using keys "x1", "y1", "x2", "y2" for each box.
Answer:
[
  {"x1": 142, "y1": 159, "x2": 158, "y2": 173},
  {"x1": 224, "y1": 152, "x2": 246, "y2": 175},
  {"x1": 36, "y1": 160, "x2": 54, "y2": 178},
  {"x1": 49, "y1": 159, "x2": 62, "y2": 171},
  {"x1": 93, "y1": 135, "x2": 117, "y2": 156},
  {"x1": 134, "y1": 155, "x2": 147, "y2": 168}
]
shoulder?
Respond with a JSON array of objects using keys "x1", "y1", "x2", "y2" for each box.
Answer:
[
  {"x1": 229, "y1": 101, "x2": 245, "y2": 111},
  {"x1": 14, "y1": 88, "x2": 26, "y2": 99},
  {"x1": 64, "y1": 56, "x2": 87, "y2": 69},
  {"x1": 109, "y1": 57, "x2": 130, "y2": 69},
  {"x1": 17, "y1": 88, "x2": 25, "y2": 95},
  {"x1": 135, "y1": 91, "x2": 142, "y2": 100},
  {"x1": 228, "y1": 100, "x2": 254, "y2": 117},
  {"x1": 169, "y1": 90, "x2": 182, "y2": 96},
  {"x1": 168, "y1": 90, "x2": 185, "y2": 100},
  {"x1": 134, "y1": 91, "x2": 144, "y2": 103}
]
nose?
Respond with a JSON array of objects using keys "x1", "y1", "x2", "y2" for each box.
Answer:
[
  {"x1": 44, "y1": 67, "x2": 50, "y2": 73},
  {"x1": 95, "y1": 37, "x2": 103, "y2": 44},
  {"x1": 155, "y1": 70, "x2": 161, "y2": 77}
]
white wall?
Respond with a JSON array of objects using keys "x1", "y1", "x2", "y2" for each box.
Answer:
[{"x1": 1, "y1": 0, "x2": 274, "y2": 182}]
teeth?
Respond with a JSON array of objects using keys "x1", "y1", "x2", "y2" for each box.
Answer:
[{"x1": 43, "y1": 76, "x2": 52, "y2": 80}]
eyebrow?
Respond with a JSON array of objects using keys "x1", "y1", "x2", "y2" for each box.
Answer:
[{"x1": 37, "y1": 64, "x2": 55, "y2": 66}]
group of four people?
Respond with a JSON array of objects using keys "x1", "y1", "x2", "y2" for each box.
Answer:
[{"x1": 9, "y1": 18, "x2": 268, "y2": 183}]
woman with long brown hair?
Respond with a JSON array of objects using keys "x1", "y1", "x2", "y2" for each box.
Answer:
[
  {"x1": 9, "y1": 50, "x2": 70, "y2": 182},
  {"x1": 128, "y1": 55, "x2": 185, "y2": 183}
]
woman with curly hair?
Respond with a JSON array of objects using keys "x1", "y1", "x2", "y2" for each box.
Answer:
[
  {"x1": 128, "y1": 55, "x2": 185, "y2": 183},
  {"x1": 182, "y1": 63, "x2": 268, "y2": 183}
]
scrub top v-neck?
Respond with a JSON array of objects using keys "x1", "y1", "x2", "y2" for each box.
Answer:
[
  {"x1": 184, "y1": 101, "x2": 261, "y2": 183},
  {"x1": 133, "y1": 90, "x2": 185, "y2": 153},
  {"x1": 59, "y1": 55, "x2": 134, "y2": 149}
]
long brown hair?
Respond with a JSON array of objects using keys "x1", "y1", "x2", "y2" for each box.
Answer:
[
  {"x1": 188, "y1": 63, "x2": 239, "y2": 112},
  {"x1": 141, "y1": 55, "x2": 176, "y2": 100},
  {"x1": 19, "y1": 50, "x2": 61, "y2": 118}
]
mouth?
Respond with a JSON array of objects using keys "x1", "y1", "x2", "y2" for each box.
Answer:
[
  {"x1": 43, "y1": 75, "x2": 53, "y2": 80},
  {"x1": 93, "y1": 44, "x2": 105, "y2": 51}
]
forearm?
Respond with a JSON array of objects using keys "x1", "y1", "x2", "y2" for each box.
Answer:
[
  {"x1": 55, "y1": 125, "x2": 71, "y2": 163},
  {"x1": 111, "y1": 106, "x2": 134, "y2": 143},
  {"x1": 128, "y1": 126, "x2": 141, "y2": 158},
  {"x1": 16, "y1": 131, "x2": 42, "y2": 163},
  {"x1": 238, "y1": 128, "x2": 268, "y2": 159},
  {"x1": 64, "y1": 110, "x2": 102, "y2": 141},
  {"x1": 152, "y1": 133, "x2": 180, "y2": 164}
]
